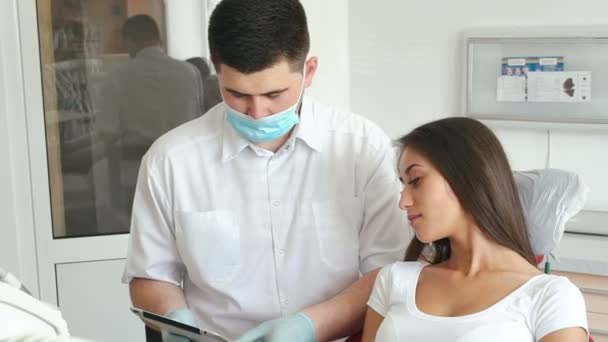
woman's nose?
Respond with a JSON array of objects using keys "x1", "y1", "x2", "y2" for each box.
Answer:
[{"x1": 399, "y1": 187, "x2": 413, "y2": 210}]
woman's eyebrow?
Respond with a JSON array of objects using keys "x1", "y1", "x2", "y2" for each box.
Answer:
[{"x1": 405, "y1": 164, "x2": 421, "y2": 175}]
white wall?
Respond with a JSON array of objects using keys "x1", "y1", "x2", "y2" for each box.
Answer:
[
  {"x1": 349, "y1": 0, "x2": 608, "y2": 138},
  {"x1": 165, "y1": 0, "x2": 207, "y2": 60},
  {"x1": 0, "y1": 7, "x2": 19, "y2": 278},
  {"x1": 0, "y1": 0, "x2": 39, "y2": 295},
  {"x1": 302, "y1": 0, "x2": 350, "y2": 112}
]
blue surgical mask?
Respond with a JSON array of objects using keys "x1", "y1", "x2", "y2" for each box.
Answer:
[{"x1": 225, "y1": 73, "x2": 305, "y2": 142}]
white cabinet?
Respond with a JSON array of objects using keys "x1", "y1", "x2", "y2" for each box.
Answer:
[{"x1": 56, "y1": 259, "x2": 145, "y2": 342}]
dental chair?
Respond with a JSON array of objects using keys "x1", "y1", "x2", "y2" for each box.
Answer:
[
  {"x1": 515, "y1": 169, "x2": 588, "y2": 275},
  {"x1": 0, "y1": 268, "x2": 93, "y2": 341},
  {"x1": 0, "y1": 268, "x2": 67, "y2": 339},
  {"x1": 347, "y1": 169, "x2": 591, "y2": 342},
  {"x1": 519, "y1": 170, "x2": 593, "y2": 342}
]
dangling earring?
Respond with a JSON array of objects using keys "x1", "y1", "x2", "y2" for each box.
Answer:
[
  {"x1": 427, "y1": 240, "x2": 436, "y2": 256},
  {"x1": 422, "y1": 240, "x2": 435, "y2": 260}
]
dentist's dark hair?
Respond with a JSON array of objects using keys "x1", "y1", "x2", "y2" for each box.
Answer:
[
  {"x1": 208, "y1": 0, "x2": 310, "y2": 73},
  {"x1": 398, "y1": 117, "x2": 535, "y2": 265}
]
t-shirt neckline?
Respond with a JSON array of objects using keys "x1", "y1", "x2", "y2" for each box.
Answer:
[{"x1": 408, "y1": 262, "x2": 546, "y2": 322}]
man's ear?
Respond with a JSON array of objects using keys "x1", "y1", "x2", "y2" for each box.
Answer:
[{"x1": 303, "y1": 56, "x2": 318, "y2": 88}]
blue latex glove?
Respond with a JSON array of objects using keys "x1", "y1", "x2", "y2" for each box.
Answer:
[
  {"x1": 161, "y1": 308, "x2": 197, "y2": 342},
  {"x1": 235, "y1": 312, "x2": 315, "y2": 342}
]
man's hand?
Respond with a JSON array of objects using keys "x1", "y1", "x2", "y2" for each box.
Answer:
[
  {"x1": 161, "y1": 308, "x2": 196, "y2": 342},
  {"x1": 235, "y1": 312, "x2": 316, "y2": 342}
]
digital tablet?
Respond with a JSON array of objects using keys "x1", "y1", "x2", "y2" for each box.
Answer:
[{"x1": 130, "y1": 307, "x2": 230, "y2": 342}]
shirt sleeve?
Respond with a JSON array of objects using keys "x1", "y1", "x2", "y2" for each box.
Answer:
[
  {"x1": 122, "y1": 154, "x2": 185, "y2": 286},
  {"x1": 367, "y1": 264, "x2": 394, "y2": 317},
  {"x1": 358, "y1": 127, "x2": 410, "y2": 273},
  {"x1": 534, "y1": 276, "x2": 589, "y2": 340}
]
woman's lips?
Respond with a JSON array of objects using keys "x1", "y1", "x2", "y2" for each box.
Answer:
[{"x1": 408, "y1": 214, "x2": 422, "y2": 224}]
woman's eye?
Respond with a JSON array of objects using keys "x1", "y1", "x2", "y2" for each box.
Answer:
[{"x1": 407, "y1": 177, "x2": 420, "y2": 186}]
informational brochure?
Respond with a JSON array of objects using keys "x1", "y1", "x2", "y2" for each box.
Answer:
[
  {"x1": 497, "y1": 76, "x2": 526, "y2": 102},
  {"x1": 496, "y1": 56, "x2": 589, "y2": 103},
  {"x1": 527, "y1": 71, "x2": 591, "y2": 103}
]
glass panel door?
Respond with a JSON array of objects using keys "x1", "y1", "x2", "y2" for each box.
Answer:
[{"x1": 35, "y1": 0, "x2": 213, "y2": 238}]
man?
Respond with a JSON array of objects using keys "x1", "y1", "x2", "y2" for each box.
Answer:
[
  {"x1": 97, "y1": 14, "x2": 204, "y2": 149},
  {"x1": 94, "y1": 15, "x2": 204, "y2": 228},
  {"x1": 122, "y1": 1, "x2": 408, "y2": 341}
]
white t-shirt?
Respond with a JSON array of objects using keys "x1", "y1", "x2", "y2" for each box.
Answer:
[
  {"x1": 368, "y1": 262, "x2": 588, "y2": 341},
  {"x1": 123, "y1": 96, "x2": 409, "y2": 338}
]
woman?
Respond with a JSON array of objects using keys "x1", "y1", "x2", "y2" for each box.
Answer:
[{"x1": 362, "y1": 118, "x2": 588, "y2": 341}]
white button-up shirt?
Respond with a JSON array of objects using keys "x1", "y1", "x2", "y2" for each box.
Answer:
[{"x1": 123, "y1": 96, "x2": 410, "y2": 339}]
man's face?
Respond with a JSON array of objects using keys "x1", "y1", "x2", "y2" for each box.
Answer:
[{"x1": 217, "y1": 58, "x2": 316, "y2": 120}]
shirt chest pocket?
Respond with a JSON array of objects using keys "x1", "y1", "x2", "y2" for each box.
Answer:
[
  {"x1": 175, "y1": 210, "x2": 241, "y2": 286},
  {"x1": 312, "y1": 198, "x2": 361, "y2": 271}
]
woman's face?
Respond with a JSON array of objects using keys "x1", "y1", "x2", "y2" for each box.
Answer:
[{"x1": 398, "y1": 147, "x2": 466, "y2": 243}]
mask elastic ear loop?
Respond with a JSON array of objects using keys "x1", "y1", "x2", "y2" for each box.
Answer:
[{"x1": 294, "y1": 59, "x2": 309, "y2": 113}]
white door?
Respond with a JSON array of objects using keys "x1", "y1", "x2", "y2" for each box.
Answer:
[{"x1": 16, "y1": 0, "x2": 208, "y2": 340}]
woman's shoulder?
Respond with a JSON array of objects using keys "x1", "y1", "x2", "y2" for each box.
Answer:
[
  {"x1": 369, "y1": 261, "x2": 426, "y2": 312},
  {"x1": 525, "y1": 273, "x2": 582, "y2": 299},
  {"x1": 524, "y1": 274, "x2": 588, "y2": 339},
  {"x1": 505, "y1": 273, "x2": 584, "y2": 309},
  {"x1": 379, "y1": 261, "x2": 427, "y2": 285}
]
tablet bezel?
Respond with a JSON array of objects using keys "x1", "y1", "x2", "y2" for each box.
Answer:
[{"x1": 130, "y1": 307, "x2": 230, "y2": 342}]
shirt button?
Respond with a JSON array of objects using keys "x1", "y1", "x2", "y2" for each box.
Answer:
[
  {"x1": 277, "y1": 248, "x2": 285, "y2": 256},
  {"x1": 272, "y1": 200, "x2": 280, "y2": 207}
]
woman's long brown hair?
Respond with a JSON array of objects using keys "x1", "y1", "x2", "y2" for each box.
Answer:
[{"x1": 399, "y1": 117, "x2": 535, "y2": 265}]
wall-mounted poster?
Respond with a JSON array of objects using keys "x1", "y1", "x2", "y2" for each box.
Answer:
[
  {"x1": 465, "y1": 31, "x2": 608, "y2": 124},
  {"x1": 501, "y1": 56, "x2": 564, "y2": 77},
  {"x1": 496, "y1": 56, "x2": 589, "y2": 103},
  {"x1": 528, "y1": 71, "x2": 591, "y2": 103}
]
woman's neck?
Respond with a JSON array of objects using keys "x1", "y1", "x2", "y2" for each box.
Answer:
[{"x1": 441, "y1": 225, "x2": 536, "y2": 277}]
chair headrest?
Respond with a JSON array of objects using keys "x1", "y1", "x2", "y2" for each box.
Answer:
[{"x1": 514, "y1": 169, "x2": 589, "y2": 255}]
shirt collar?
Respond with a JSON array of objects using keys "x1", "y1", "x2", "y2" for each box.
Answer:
[
  {"x1": 294, "y1": 95, "x2": 323, "y2": 152},
  {"x1": 135, "y1": 46, "x2": 164, "y2": 58},
  {"x1": 220, "y1": 95, "x2": 323, "y2": 163}
]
